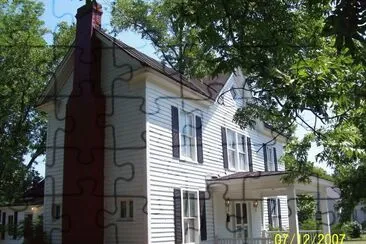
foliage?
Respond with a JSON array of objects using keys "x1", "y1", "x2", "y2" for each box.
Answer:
[
  {"x1": 111, "y1": 0, "x2": 216, "y2": 77},
  {"x1": 361, "y1": 220, "x2": 366, "y2": 230},
  {"x1": 342, "y1": 221, "x2": 362, "y2": 238},
  {"x1": 301, "y1": 219, "x2": 320, "y2": 230},
  {"x1": 18, "y1": 215, "x2": 49, "y2": 244},
  {"x1": 111, "y1": 0, "x2": 366, "y2": 221},
  {"x1": 331, "y1": 223, "x2": 343, "y2": 235},
  {"x1": 0, "y1": 0, "x2": 75, "y2": 204},
  {"x1": 297, "y1": 194, "x2": 316, "y2": 225}
]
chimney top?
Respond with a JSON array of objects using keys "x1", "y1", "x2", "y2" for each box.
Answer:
[{"x1": 76, "y1": 1, "x2": 103, "y2": 29}]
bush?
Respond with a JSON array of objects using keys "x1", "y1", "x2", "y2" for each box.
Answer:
[
  {"x1": 342, "y1": 221, "x2": 361, "y2": 238},
  {"x1": 331, "y1": 223, "x2": 343, "y2": 235},
  {"x1": 21, "y1": 216, "x2": 49, "y2": 244},
  {"x1": 361, "y1": 220, "x2": 366, "y2": 230},
  {"x1": 301, "y1": 219, "x2": 320, "y2": 230}
]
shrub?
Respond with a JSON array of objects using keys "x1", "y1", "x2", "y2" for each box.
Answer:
[
  {"x1": 341, "y1": 221, "x2": 361, "y2": 238},
  {"x1": 301, "y1": 219, "x2": 320, "y2": 230},
  {"x1": 361, "y1": 220, "x2": 366, "y2": 230},
  {"x1": 331, "y1": 223, "x2": 343, "y2": 235},
  {"x1": 21, "y1": 216, "x2": 49, "y2": 244}
]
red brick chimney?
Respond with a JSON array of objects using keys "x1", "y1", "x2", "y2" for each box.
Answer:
[{"x1": 62, "y1": 1, "x2": 105, "y2": 243}]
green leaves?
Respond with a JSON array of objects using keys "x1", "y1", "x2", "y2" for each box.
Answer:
[
  {"x1": 110, "y1": 0, "x2": 366, "y2": 220},
  {"x1": 0, "y1": 0, "x2": 75, "y2": 204}
]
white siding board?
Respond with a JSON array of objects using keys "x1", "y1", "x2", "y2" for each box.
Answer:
[{"x1": 101, "y1": 43, "x2": 148, "y2": 244}]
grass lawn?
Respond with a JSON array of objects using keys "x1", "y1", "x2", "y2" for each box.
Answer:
[{"x1": 343, "y1": 234, "x2": 366, "y2": 244}]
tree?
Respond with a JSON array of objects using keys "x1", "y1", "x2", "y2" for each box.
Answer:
[
  {"x1": 297, "y1": 194, "x2": 316, "y2": 226},
  {"x1": 111, "y1": 0, "x2": 365, "y2": 220},
  {"x1": 0, "y1": 0, "x2": 75, "y2": 204}
]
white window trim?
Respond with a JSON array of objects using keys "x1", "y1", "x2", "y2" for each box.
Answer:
[
  {"x1": 180, "y1": 189, "x2": 200, "y2": 244},
  {"x1": 179, "y1": 109, "x2": 197, "y2": 163},
  {"x1": 226, "y1": 128, "x2": 249, "y2": 171},
  {"x1": 120, "y1": 199, "x2": 134, "y2": 221}
]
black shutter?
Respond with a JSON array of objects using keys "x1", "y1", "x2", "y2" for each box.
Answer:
[
  {"x1": 1, "y1": 212, "x2": 6, "y2": 240},
  {"x1": 196, "y1": 116, "x2": 203, "y2": 164},
  {"x1": 221, "y1": 127, "x2": 228, "y2": 169},
  {"x1": 173, "y1": 189, "x2": 182, "y2": 244},
  {"x1": 199, "y1": 191, "x2": 207, "y2": 241},
  {"x1": 172, "y1": 106, "x2": 180, "y2": 158},
  {"x1": 13, "y1": 211, "x2": 18, "y2": 239},
  {"x1": 277, "y1": 198, "x2": 282, "y2": 230},
  {"x1": 267, "y1": 199, "x2": 272, "y2": 228},
  {"x1": 274, "y1": 147, "x2": 278, "y2": 171},
  {"x1": 247, "y1": 137, "x2": 253, "y2": 172},
  {"x1": 263, "y1": 144, "x2": 268, "y2": 172}
]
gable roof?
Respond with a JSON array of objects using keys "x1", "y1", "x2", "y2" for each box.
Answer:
[
  {"x1": 38, "y1": 29, "x2": 231, "y2": 106},
  {"x1": 96, "y1": 29, "x2": 230, "y2": 100}
]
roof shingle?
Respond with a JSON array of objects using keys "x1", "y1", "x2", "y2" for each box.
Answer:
[{"x1": 96, "y1": 29, "x2": 230, "y2": 100}]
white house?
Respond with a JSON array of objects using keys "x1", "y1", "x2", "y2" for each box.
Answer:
[
  {"x1": 327, "y1": 187, "x2": 366, "y2": 226},
  {"x1": 36, "y1": 2, "x2": 333, "y2": 244},
  {"x1": 0, "y1": 181, "x2": 44, "y2": 244}
]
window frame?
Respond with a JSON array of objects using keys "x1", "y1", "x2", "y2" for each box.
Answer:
[
  {"x1": 119, "y1": 198, "x2": 135, "y2": 222},
  {"x1": 226, "y1": 129, "x2": 237, "y2": 170},
  {"x1": 179, "y1": 109, "x2": 197, "y2": 162},
  {"x1": 120, "y1": 199, "x2": 134, "y2": 221},
  {"x1": 181, "y1": 189, "x2": 200, "y2": 244},
  {"x1": 233, "y1": 202, "x2": 249, "y2": 239},
  {"x1": 226, "y1": 128, "x2": 249, "y2": 171}
]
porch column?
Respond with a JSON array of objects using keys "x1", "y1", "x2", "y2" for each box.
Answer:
[
  {"x1": 320, "y1": 187, "x2": 331, "y2": 234},
  {"x1": 287, "y1": 186, "x2": 299, "y2": 244}
]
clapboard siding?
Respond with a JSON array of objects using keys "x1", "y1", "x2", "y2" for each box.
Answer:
[
  {"x1": 146, "y1": 72, "x2": 287, "y2": 243},
  {"x1": 101, "y1": 42, "x2": 148, "y2": 244},
  {"x1": 43, "y1": 72, "x2": 72, "y2": 244}
]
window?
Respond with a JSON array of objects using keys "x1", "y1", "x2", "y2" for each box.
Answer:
[
  {"x1": 120, "y1": 200, "x2": 133, "y2": 220},
  {"x1": 180, "y1": 110, "x2": 196, "y2": 161},
  {"x1": 268, "y1": 198, "x2": 279, "y2": 229},
  {"x1": 183, "y1": 190, "x2": 199, "y2": 243},
  {"x1": 227, "y1": 130, "x2": 236, "y2": 169},
  {"x1": 238, "y1": 135, "x2": 248, "y2": 171},
  {"x1": 226, "y1": 129, "x2": 249, "y2": 171},
  {"x1": 266, "y1": 147, "x2": 276, "y2": 171},
  {"x1": 52, "y1": 204, "x2": 61, "y2": 220}
]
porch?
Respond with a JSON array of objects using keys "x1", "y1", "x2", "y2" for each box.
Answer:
[{"x1": 206, "y1": 171, "x2": 333, "y2": 244}]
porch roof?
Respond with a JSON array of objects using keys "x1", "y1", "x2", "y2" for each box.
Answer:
[
  {"x1": 207, "y1": 171, "x2": 333, "y2": 195},
  {"x1": 208, "y1": 171, "x2": 287, "y2": 181}
]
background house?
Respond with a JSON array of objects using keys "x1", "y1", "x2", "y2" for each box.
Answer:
[{"x1": 0, "y1": 180, "x2": 44, "y2": 244}]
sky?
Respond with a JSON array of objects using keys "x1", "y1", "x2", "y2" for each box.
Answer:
[{"x1": 32, "y1": 0, "x2": 330, "y2": 176}]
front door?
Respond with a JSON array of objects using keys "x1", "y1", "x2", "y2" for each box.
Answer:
[{"x1": 234, "y1": 202, "x2": 249, "y2": 239}]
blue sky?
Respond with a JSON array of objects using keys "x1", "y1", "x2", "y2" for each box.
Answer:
[
  {"x1": 40, "y1": 0, "x2": 156, "y2": 57},
  {"x1": 32, "y1": 0, "x2": 329, "y2": 176}
]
